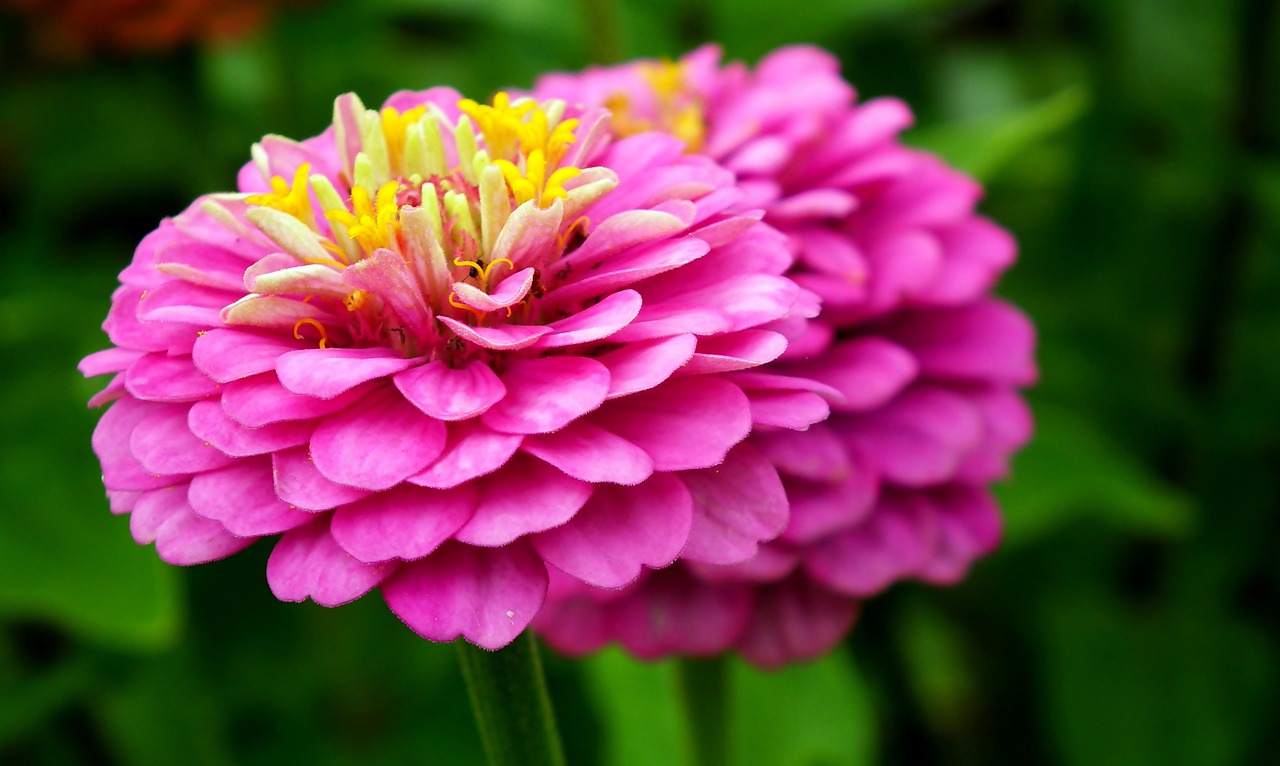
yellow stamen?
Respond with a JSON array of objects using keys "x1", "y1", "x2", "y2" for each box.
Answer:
[
  {"x1": 380, "y1": 105, "x2": 426, "y2": 173},
  {"x1": 293, "y1": 317, "x2": 330, "y2": 349},
  {"x1": 343, "y1": 290, "x2": 369, "y2": 311},
  {"x1": 246, "y1": 163, "x2": 313, "y2": 221},
  {"x1": 325, "y1": 181, "x2": 403, "y2": 255}
]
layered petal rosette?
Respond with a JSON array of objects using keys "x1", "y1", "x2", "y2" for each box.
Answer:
[
  {"x1": 531, "y1": 46, "x2": 1036, "y2": 666},
  {"x1": 81, "y1": 87, "x2": 829, "y2": 649}
]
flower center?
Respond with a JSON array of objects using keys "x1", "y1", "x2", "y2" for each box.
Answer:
[
  {"x1": 221, "y1": 92, "x2": 618, "y2": 363},
  {"x1": 605, "y1": 60, "x2": 705, "y2": 152}
]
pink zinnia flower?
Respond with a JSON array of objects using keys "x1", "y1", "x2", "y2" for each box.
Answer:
[
  {"x1": 531, "y1": 46, "x2": 1036, "y2": 666},
  {"x1": 80, "y1": 88, "x2": 830, "y2": 649}
]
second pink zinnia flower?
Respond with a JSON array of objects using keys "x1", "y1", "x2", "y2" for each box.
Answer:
[{"x1": 81, "y1": 88, "x2": 828, "y2": 649}]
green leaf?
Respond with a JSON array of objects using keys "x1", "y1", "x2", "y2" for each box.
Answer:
[
  {"x1": 909, "y1": 85, "x2": 1089, "y2": 182},
  {"x1": 580, "y1": 648, "x2": 685, "y2": 766},
  {"x1": 997, "y1": 400, "x2": 1195, "y2": 545}
]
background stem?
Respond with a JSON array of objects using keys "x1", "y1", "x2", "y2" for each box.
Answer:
[{"x1": 677, "y1": 656, "x2": 729, "y2": 766}]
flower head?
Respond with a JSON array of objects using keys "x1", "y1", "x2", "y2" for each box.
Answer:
[
  {"x1": 531, "y1": 46, "x2": 1036, "y2": 666},
  {"x1": 81, "y1": 87, "x2": 828, "y2": 650}
]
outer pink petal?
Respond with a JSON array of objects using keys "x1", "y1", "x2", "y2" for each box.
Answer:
[
  {"x1": 737, "y1": 579, "x2": 859, "y2": 669},
  {"x1": 528, "y1": 290, "x2": 643, "y2": 349},
  {"x1": 804, "y1": 493, "x2": 934, "y2": 597},
  {"x1": 407, "y1": 420, "x2": 523, "y2": 489},
  {"x1": 915, "y1": 485, "x2": 1002, "y2": 585},
  {"x1": 591, "y1": 378, "x2": 752, "y2": 470},
  {"x1": 219, "y1": 374, "x2": 366, "y2": 428},
  {"x1": 531, "y1": 474, "x2": 693, "y2": 588},
  {"x1": 840, "y1": 386, "x2": 983, "y2": 486},
  {"x1": 330, "y1": 484, "x2": 478, "y2": 563},
  {"x1": 124, "y1": 353, "x2": 221, "y2": 402},
  {"x1": 596, "y1": 333, "x2": 697, "y2": 399},
  {"x1": 780, "y1": 463, "x2": 879, "y2": 544},
  {"x1": 267, "y1": 517, "x2": 397, "y2": 606},
  {"x1": 453, "y1": 454, "x2": 594, "y2": 546},
  {"x1": 680, "y1": 442, "x2": 788, "y2": 565},
  {"x1": 93, "y1": 397, "x2": 188, "y2": 491},
  {"x1": 795, "y1": 337, "x2": 918, "y2": 413},
  {"x1": 394, "y1": 360, "x2": 506, "y2": 421},
  {"x1": 277, "y1": 347, "x2": 418, "y2": 399},
  {"x1": 129, "y1": 485, "x2": 190, "y2": 544},
  {"x1": 187, "y1": 458, "x2": 315, "y2": 536},
  {"x1": 310, "y1": 388, "x2": 446, "y2": 490},
  {"x1": 382, "y1": 541, "x2": 549, "y2": 649},
  {"x1": 272, "y1": 446, "x2": 371, "y2": 511},
  {"x1": 609, "y1": 568, "x2": 753, "y2": 659},
  {"x1": 192, "y1": 328, "x2": 309, "y2": 383},
  {"x1": 152, "y1": 501, "x2": 254, "y2": 565},
  {"x1": 482, "y1": 356, "x2": 610, "y2": 435},
  {"x1": 187, "y1": 399, "x2": 314, "y2": 457},
  {"x1": 521, "y1": 421, "x2": 654, "y2": 486},
  {"x1": 437, "y1": 317, "x2": 551, "y2": 351},
  {"x1": 754, "y1": 425, "x2": 851, "y2": 483},
  {"x1": 130, "y1": 403, "x2": 237, "y2": 475},
  {"x1": 882, "y1": 300, "x2": 1037, "y2": 384}
]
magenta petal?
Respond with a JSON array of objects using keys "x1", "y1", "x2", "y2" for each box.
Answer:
[
  {"x1": 452, "y1": 267, "x2": 535, "y2": 312},
  {"x1": 781, "y1": 462, "x2": 880, "y2": 544},
  {"x1": 591, "y1": 378, "x2": 752, "y2": 471},
  {"x1": 798, "y1": 337, "x2": 918, "y2": 412},
  {"x1": 130, "y1": 485, "x2": 190, "y2": 544},
  {"x1": 754, "y1": 425, "x2": 851, "y2": 483},
  {"x1": 187, "y1": 458, "x2": 315, "y2": 536},
  {"x1": 842, "y1": 386, "x2": 983, "y2": 486},
  {"x1": 532, "y1": 474, "x2": 692, "y2": 588},
  {"x1": 805, "y1": 493, "x2": 933, "y2": 597},
  {"x1": 330, "y1": 484, "x2": 478, "y2": 563},
  {"x1": 679, "y1": 330, "x2": 787, "y2": 375},
  {"x1": 482, "y1": 356, "x2": 610, "y2": 435},
  {"x1": 130, "y1": 403, "x2": 237, "y2": 475},
  {"x1": 382, "y1": 541, "x2": 548, "y2": 649},
  {"x1": 277, "y1": 347, "x2": 417, "y2": 399},
  {"x1": 529, "y1": 290, "x2": 643, "y2": 349},
  {"x1": 80, "y1": 347, "x2": 145, "y2": 378},
  {"x1": 150, "y1": 499, "x2": 253, "y2": 565},
  {"x1": 745, "y1": 389, "x2": 831, "y2": 430},
  {"x1": 596, "y1": 334, "x2": 697, "y2": 399},
  {"x1": 680, "y1": 442, "x2": 788, "y2": 565},
  {"x1": 738, "y1": 579, "x2": 859, "y2": 669},
  {"x1": 454, "y1": 454, "x2": 594, "y2": 546},
  {"x1": 220, "y1": 374, "x2": 365, "y2": 428},
  {"x1": 267, "y1": 518, "x2": 396, "y2": 606},
  {"x1": 192, "y1": 328, "x2": 309, "y2": 383},
  {"x1": 124, "y1": 353, "x2": 220, "y2": 402},
  {"x1": 394, "y1": 360, "x2": 506, "y2": 421},
  {"x1": 609, "y1": 567, "x2": 753, "y2": 659},
  {"x1": 915, "y1": 486, "x2": 1002, "y2": 584},
  {"x1": 407, "y1": 420, "x2": 523, "y2": 489},
  {"x1": 437, "y1": 317, "x2": 551, "y2": 351},
  {"x1": 272, "y1": 446, "x2": 371, "y2": 511},
  {"x1": 187, "y1": 399, "x2": 314, "y2": 457},
  {"x1": 93, "y1": 397, "x2": 188, "y2": 491},
  {"x1": 882, "y1": 301, "x2": 1037, "y2": 384},
  {"x1": 310, "y1": 388, "x2": 446, "y2": 490},
  {"x1": 521, "y1": 421, "x2": 654, "y2": 486}
]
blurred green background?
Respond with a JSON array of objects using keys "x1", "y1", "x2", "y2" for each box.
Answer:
[{"x1": 1, "y1": 0, "x2": 1277, "y2": 763}]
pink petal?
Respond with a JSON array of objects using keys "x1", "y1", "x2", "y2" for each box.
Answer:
[
  {"x1": 794, "y1": 337, "x2": 918, "y2": 413},
  {"x1": 310, "y1": 388, "x2": 447, "y2": 491},
  {"x1": 521, "y1": 421, "x2": 654, "y2": 486},
  {"x1": 451, "y1": 267, "x2": 535, "y2": 312},
  {"x1": 79, "y1": 347, "x2": 145, "y2": 378},
  {"x1": 187, "y1": 458, "x2": 315, "y2": 536},
  {"x1": 124, "y1": 353, "x2": 221, "y2": 402},
  {"x1": 781, "y1": 461, "x2": 880, "y2": 545},
  {"x1": 187, "y1": 399, "x2": 314, "y2": 457},
  {"x1": 453, "y1": 454, "x2": 594, "y2": 546},
  {"x1": 805, "y1": 492, "x2": 934, "y2": 597},
  {"x1": 482, "y1": 356, "x2": 610, "y2": 435},
  {"x1": 532, "y1": 473, "x2": 692, "y2": 588},
  {"x1": 407, "y1": 420, "x2": 523, "y2": 489},
  {"x1": 192, "y1": 328, "x2": 309, "y2": 383},
  {"x1": 129, "y1": 485, "x2": 190, "y2": 544},
  {"x1": 745, "y1": 389, "x2": 831, "y2": 430},
  {"x1": 272, "y1": 446, "x2": 371, "y2": 511},
  {"x1": 915, "y1": 485, "x2": 1002, "y2": 585},
  {"x1": 277, "y1": 347, "x2": 418, "y2": 399},
  {"x1": 330, "y1": 484, "x2": 478, "y2": 563},
  {"x1": 738, "y1": 579, "x2": 859, "y2": 669},
  {"x1": 529, "y1": 290, "x2": 643, "y2": 349},
  {"x1": 93, "y1": 397, "x2": 188, "y2": 491},
  {"x1": 882, "y1": 300, "x2": 1037, "y2": 384},
  {"x1": 596, "y1": 334, "x2": 697, "y2": 399},
  {"x1": 219, "y1": 374, "x2": 365, "y2": 428},
  {"x1": 394, "y1": 359, "x2": 506, "y2": 421},
  {"x1": 754, "y1": 425, "x2": 851, "y2": 483},
  {"x1": 147, "y1": 496, "x2": 254, "y2": 565},
  {"x1": 344, "y1": 248, "x2": 434, "y2": 339},
  {"x1": 680, "y1": 442, "x2": 788, "y2": 565},
  {"x1": 590, "y1": 378, "x2": 752, "y2": 470},
  {"x1": 382, "y1": 541, "x2": 549, "y2": 649},
  {"x1": 678, "y1": 330, "x2": 787, "y2": 375},
  {"x1": 267, "y1": 517, "x2": 397, "y2": 606},
  {"x1": 130, "y1": 403, "x2": 237, "y2": 475},
  {"x1": 609, "y1": 567, "x2": 753, "y2": 659},
  {"x1": 437, "y1": 317, "x2": 551, "y2": 351},
  {"x1": 840, "y1": 386, "x2": 983, "y2": 486}
]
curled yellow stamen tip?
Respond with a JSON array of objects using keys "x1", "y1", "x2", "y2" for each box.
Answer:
[
  {"x1": 557, "y1": 216, "x2": 591, "y2": 250},
  {"x1": 447, "y1": 291, "x2": 486, "y2": 318},
  {"x1": 481, "y1": 257, "x2": 514, "y2": 284},
  {"x1": 293, "y1": 317, "x2": 330, "y2": 349},
  {"x1": 247, "y1": 162, "x2": 313, "y2": 220}
]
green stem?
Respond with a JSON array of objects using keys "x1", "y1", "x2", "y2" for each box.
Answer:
[
  {"x1": 677, "y1": 656, "x2": 730, "y2": 766},
  {"x1": 457, "y1": 632, "x2": 567, "y2": 766}
]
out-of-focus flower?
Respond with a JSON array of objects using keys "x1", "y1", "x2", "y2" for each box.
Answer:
[
  {"x1": 3, "y1": 0, "x2": 302, "y2": 57},
  {"x1": 531, "y1": 46, "x2": 1036, "y2": 667},
  {"x1": 81, "y1": 88, "x2": 829, "y2": 649}
]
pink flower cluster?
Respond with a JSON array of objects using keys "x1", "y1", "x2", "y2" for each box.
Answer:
[
  {"x1": 82, "y1": 45, "x2": 1033, "y2": 664},
  {"x1": 531, "y1": 46, "x2": 1035, "y2": 666}
]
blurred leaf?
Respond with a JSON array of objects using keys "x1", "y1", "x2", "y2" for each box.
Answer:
[
  {"x1": 910, "y1": 85, "x2": 1088, "y2": 181},
  {"x1": 0, "y1": 655, "x2": 92, "y2": 748},
  {"x1": 895, "y1": 597, "x2": 977, "y2": 739},
  {"x1": 1039, "y1": 595, "x2": 1276, "y2": 766},
  {"x1": 581, "y1": 649, "x2": 685, "y2": 766},
  {"x1": 0, "y1": 264, "x2": 181, "y2": 651},
  {"x1": 997, "y1": 400, "x2": 1195, "y2": 545},
  {"x1": 730, "y1": 652, "x2": 875, "y2": 766}
]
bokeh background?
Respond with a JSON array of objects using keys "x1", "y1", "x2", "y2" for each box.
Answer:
[{"x1": 1, "y1": 0, "x2": 1277, "y2": 764}]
